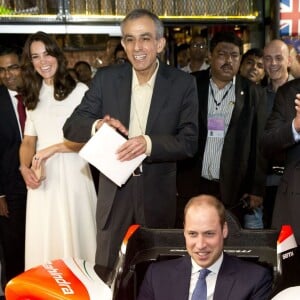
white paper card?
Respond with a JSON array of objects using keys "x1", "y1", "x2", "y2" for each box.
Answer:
[{"x1": 79, "y1": 123, "x2": 146, "y2": 187}]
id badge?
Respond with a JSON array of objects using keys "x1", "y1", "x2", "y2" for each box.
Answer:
[{"x1": 207, "y1": 116, "x2": 225, "y2": 138}]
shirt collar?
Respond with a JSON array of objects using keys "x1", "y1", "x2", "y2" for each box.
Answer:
[
  {"x1": 191, "y1": 252, "x2": 224, "y2": 275},
  {"x1": 132, "y1": 59, "x2": 159, "y2": 89},
  {"x1": 8, "y1": 89, "x2": 18, "y2": 98},
  {"x1": 209, "y1": 75, "x2": 236, "y2": 89}
]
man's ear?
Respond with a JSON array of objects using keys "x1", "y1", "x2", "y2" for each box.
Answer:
[
  {"x1": 157, "y1": 37, "x2": 166, "y2": 54},
  {"x1": 121, "y1": 39, "x2": 126, "y2": 52}
]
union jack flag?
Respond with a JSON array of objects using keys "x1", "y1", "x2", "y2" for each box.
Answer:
[{"x1": 280, "y1": 0, "x2": 300, "y2": 36}]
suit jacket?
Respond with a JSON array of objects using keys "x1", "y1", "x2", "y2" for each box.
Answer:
[
  {"x1": 63, "y1": 61, "x2": 199, "y2": 228},
  {"x1": 137, "y1": 253, "x2": 272, "y2": 300},
  {"x1": 177, "y1": 69, "x2": 267, "y2": 208},
  {"x1": 0, "y1": 86, "x2": 27, "y2": 203},
  {"x1": 261, "y1": 78, "x2": 300, "y2": 242}
]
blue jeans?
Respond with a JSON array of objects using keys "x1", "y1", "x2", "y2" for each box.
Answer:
[{"x1": 244, "y1": 207, "x2": 264, "y2": 229}]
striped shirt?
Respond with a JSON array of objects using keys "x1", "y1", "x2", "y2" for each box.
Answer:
[{"x1": 201, "y1": 77, "x2": 236, "y2": 180}]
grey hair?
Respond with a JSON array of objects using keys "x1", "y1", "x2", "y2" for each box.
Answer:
[{"x1": 120, "y1": 8, "x2": 164, "y2": 40}]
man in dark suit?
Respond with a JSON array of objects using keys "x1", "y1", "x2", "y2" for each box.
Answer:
[
  {"x1": 138, "y1": 195, "x2": 272, "y2": 300},
  {"x1": 63, "y1": 9, "x2": 198, "y2": 270},
  {"x1": 262, "y1": 39, "x2": 292, "y2": 229},
  {"x1": 0, "y1": 46, "x2": 27, "y2": 288},
  {"x1": 177, "y1": 31, "x2": 267, "y2": 227},
  {"x1": 261, "y1": 79, "x2": 300, "y2": 243}
]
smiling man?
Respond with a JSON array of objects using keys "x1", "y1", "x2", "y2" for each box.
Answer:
[
  {"x1": 239, "y1": 48, "x2": 266, "y2": 85},
  {"x1": 63, "y1": 9, "x2": 199, "y2": 270},
  {"x1": 138, "y1": 195, "x2": 272, "y2": 300},
  {"x1": 263, "y1": 39, "x2": 291, "y2": 96},
  {"x1": 262, "y1": 39, "x2": 293, "y2": 229}
]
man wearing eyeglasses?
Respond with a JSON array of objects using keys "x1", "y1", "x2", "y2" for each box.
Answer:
[
  {"x1": 0, "y1": 46, "x2": 27, "y2": 290},
  {"x1": 181, "y1": 34, "x2": 210, "y2": 73}
]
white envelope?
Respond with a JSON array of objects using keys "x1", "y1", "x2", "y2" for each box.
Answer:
[{"x1": 79, "y1": 123, "x2": 146, "y2": 187}]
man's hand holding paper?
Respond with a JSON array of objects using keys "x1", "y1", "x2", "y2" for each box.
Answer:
[
  {"x1": 79, "y1": 123, "x2": 146, "y2": 187},
  {"x1": 95, "y1": 115, "x2": 147, "y2": 161}
]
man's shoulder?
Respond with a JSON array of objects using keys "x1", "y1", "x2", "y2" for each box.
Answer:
[
  {"x1": 148, "y1": 255, "x2": 189, "y2": 273},
  {"x1": 94, "y1": 62, "x2": 131, "y2": 78},
  {"x1": 278, "y1": 77, "x2": 300, "y2": 93},
  {"x1": 160, "y1": 62, "x2": 195, "y2": 81},
  {"x1": 0, "y1": 86, "x2": 10, "y2": 108},
  {"x1": 0, "y1": 85, "x2": 8, "y2": 95},
  {"x1": 223, "y1": 253, "x2": 270, "y2": 275}
]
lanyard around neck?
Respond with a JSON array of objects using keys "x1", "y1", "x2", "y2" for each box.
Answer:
[{"x1": 209, "y1": 81, "x2": 233, "y2": 110}]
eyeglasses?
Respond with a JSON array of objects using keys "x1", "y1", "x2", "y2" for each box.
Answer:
[
  {"x1": 190, "y1": 43, "x2": 207, "y2": 49},
  {"x1": 0, "y1": 64, "x2": 20, "y2": 75}
]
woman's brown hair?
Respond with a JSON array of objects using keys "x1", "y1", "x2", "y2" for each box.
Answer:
[{"x1": 20, "y1": 31, "x2": 76, "y2": 110}]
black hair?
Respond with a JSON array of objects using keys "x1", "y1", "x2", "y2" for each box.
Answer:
[
  {"x1": 0, "y1": 45, "x2": 22, "y2": 58},
  {"x1": 240, "y1": 48, "x2": 264, "y2": 65},
  {"x1": 21, "y1": 31, "x2": 76, "y2": 110},
  {"x1": 210, "y1": 31, "x2": 243, "y2": 54},
  {"x1": 74, "y1": 60, "x2": 92, "y2": 71}
]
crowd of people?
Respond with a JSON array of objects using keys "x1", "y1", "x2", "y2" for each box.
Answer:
[{"x1": 1, "y1": 7, "x2": 300, "y2": 299}]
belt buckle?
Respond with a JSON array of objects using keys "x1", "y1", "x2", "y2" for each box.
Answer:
[{"x1": 133, "y1": 166, "x2": 142, "y2": 177}]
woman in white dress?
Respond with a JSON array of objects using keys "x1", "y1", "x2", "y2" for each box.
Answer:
[{"x1": 19, "y1": 32, "x2": 97, "y2": 270}]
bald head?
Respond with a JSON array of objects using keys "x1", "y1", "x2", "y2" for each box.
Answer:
[
  {"x1": 264, "y1": 39, "x2": 289, "y2": 55},
  {"x1": 263, "y1": 39, "x2": 291, "y2": 88},
  {"x1": 184, "y1": 195, "x2": 226, "y2": 228}
]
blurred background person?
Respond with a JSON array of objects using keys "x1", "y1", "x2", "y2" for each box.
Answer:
[
  {"x1": 74, "y1": 60, "x2": 93, "y2": 87},
  {"x1": 239, "y1": 48, "x2": 267, "y2": 86},
  {"x1": 19, "y1": 31, "x2": 97, "y2": 270},
  {"x1": 0, "y1": 46, "x2": 27, "y2": 289},
  {"x1": 114, "y1": 43, "x2": 128, "y2": 64},
  {"x1": 95, "y1": 36, "x2": 121, "y2": 68},
  {"x1": 176, "y1": 43, "x2": 190, "y2": 69},
  {"x1": 181, "y1": 34, "x2": 209, "y2": 73}
]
